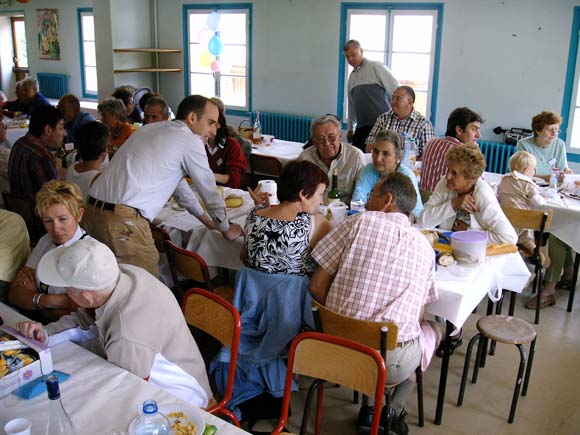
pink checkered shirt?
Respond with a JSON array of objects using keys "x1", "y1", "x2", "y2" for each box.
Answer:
[
  {"x1": 420, "y1": 136, "x2": 461, "y2": 192},
  {"x1": 312, "y1": 211, "x2": 438, "y2": 342}
]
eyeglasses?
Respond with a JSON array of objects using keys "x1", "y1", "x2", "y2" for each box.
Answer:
[
  {"x1": 544, "y1": 127, "x2": 561, "y2": 134},
  {"x1": 312, "y1": 134, "x2": 339, "y2": 145},
  {"x1": 391, "y1": 96, "x2": 410, "y2": 102}
]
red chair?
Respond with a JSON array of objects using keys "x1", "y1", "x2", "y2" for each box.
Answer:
[
  {"x1": 271, "y1": 332, "x2": 387, "y2": 435},
  {"x1": 181, "y1": 288, "x2": 242, "y2": 427}
]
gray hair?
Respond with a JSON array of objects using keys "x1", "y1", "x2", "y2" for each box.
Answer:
[
  {"x1": 22, "y1": 77, "x2": 39, "y2": 92},
  {"x1": 378, "y1": 172, "x2": 417, "y2": 217},
  {"x1": 310, "y1": 114, "x2": 341, "y2": 136},
  {"x1": 144, "y1": 96, "x2": 169, "y2": 118},
  {"x1": 373, "y1": 129, "x2": 405, "y2": 160},
  {"x1": 98, "y1": 97, "x2": 127, "y2": 121},
  {"x1": 343, "y1": 39, "x2": 361, "y2": 51}
]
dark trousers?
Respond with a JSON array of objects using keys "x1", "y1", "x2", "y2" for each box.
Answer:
[{"x1": 352, "y1": 125, "x2": 373, "y2": 152}]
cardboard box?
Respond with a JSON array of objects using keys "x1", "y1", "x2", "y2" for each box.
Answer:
[{"x1": 0, "y1": 325, "x2": 53, "y2": 398}]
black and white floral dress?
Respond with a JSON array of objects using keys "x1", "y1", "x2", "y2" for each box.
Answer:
[{"x1": 243, "y1": 205, "x2": 316, "y2": 276}]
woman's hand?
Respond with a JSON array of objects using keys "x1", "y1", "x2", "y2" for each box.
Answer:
[
  {"x1": 564, "y1": 167, "x2": 574, "y2": 174},
  {"x1": 451, "y1": 193, "x2": 480, "y2": 214},
  {"x1": 247, "y1": 185, "x2": 271, "y2": 207}
]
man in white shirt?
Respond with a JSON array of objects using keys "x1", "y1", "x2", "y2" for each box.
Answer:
[
  {"x1": 17, "y1": 239, "x2": 213, "y2": 407},
  {"x1": 83, "y1": 95, "x2": 243, "y2": 277}
]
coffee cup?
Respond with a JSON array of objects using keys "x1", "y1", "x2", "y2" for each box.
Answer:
[{"x1": 4, "y1": 418, "x2": 32, "y2": 435}]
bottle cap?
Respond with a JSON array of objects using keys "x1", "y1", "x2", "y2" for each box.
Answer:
[
  {"x1": 46, "y1": 375, "x2": 61, "y2": 400},
  {"x1": 142, "y1": 400, "x2": 159, "y2": 414}
]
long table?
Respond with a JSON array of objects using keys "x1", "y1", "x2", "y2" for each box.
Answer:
[{"x1": 0, "y1": 303, "x2": 250, "y2": 435}]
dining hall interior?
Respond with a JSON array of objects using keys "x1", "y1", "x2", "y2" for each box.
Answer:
[{"x1": 1, "y1": 0, "x2": 580, "y2": 434}]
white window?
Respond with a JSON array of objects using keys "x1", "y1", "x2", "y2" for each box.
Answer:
[
  {"x1": 185, "y1": 6, "x2": 251, "y2": 112},
  {"x1": 342, "y1": 8, "x2": 439, "y2": 121},
  {"x1": 78, "y1": 9, "x2": 98, "y2": 97}
]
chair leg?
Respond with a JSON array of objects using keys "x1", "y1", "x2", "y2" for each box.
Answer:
[
  {"x1": 567, "y1": 253, "x2": 580, "y2": 313},
  {"x1": 479, "y1": 300, "x2": 494, "y2": 367},
  {"x1": 218, "y1": 409, "x2": 240, "y2": 427},
  {"x1": 522, "y1": 337, "x2": 537, "y2": 396},
  {"x1": 534, "y1": 264, "x2": 542, "y2": 325},
  {"x1": 415, "y1": 366, "x2": 424, "y2": 427},
  {"x1": 458, "y1": 334, "x2": 481, "y2": 406},
  {"x1": 509, "y1": 290, "x2": 517, "y2": 316},
  {"x1": 315, "y1": 383, "x2": 324, "y2": 435},
  {"x1": 384, "y1": 390, "x2": 392, "y2": 435},
  {"x1": 300, "y1": 379, "x2": 323, "y2": 435},
  {"x1": 473, "y1": 335, "x2": 485, "y2": 383},
  {"x1": 353, "y1": 390, "x2": 359, "y2": 404},
  {"x1": 490, "y1": 295, "x2": 504, "y2": 356},
  {"x1": 508, "y1": 344, "x2": 527, "y2": 423}
]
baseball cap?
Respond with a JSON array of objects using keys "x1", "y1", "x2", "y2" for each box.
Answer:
[{"x1": 37, "y1": 239, "x2": 120, "y2": 291}]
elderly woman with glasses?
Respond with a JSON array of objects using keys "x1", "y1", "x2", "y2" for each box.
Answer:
[
  {"x1": 354, "y1": 129, "x2": 423, "y2": 218},
  {"x1": 8, "y1": 180, "x2": 93, "y2": 322},
  {"x1": 98, "y1": 96, "x2": 136, "y2": 159},
  {"x1": 516, "y1": 110, "x2": 573, "y2": 180},
  {"x1": 417, "y1": 143, "x2": 517, "y2": 245}
]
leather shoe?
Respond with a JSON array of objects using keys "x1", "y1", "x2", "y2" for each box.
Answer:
[
  {"x1": 525, "y1": 293, "x2": 556, "y2": 310},
  {"x1": 356, "y1": 405, "x2": 373, "y2": 432},
  {"x1": 436, "y1": 328, "x2": 463, "y2": 357},
  {"x1": 380, "y1": 407, "x2": 409, "y2": 435}
]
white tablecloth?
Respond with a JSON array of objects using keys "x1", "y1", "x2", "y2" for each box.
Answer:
[
  {"x1": 0, "y1": 304, "x2": 249, "y2": 435},
  {"x1": 251, "y1": 139, "x2": 304, "y2": 165},
  {"x1": 5, "y1": 127, "x2": 27, "y2": 147}
]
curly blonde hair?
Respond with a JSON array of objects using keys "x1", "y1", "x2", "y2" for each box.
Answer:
[
  {"x1": 445, "y1": 142, "x2": 486, "y2": 180},
  {"x1": 35, "y1": 180, "x2": 85, "y2": 219}
]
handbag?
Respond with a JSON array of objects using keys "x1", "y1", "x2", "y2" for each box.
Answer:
[{"x1": 237, "y1": 119, "x2": 253, "y2": 140}]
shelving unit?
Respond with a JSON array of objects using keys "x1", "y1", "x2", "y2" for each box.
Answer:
[{"x1": 112, "y1": 48, "x2": 182, "y2": 74}]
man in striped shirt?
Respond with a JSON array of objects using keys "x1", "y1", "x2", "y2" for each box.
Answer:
[{"x1": 420, "y1": 107, "x2": 483, "y2": 192}]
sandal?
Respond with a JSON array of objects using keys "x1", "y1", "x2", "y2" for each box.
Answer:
[
  {"x1": 525, "y1": 293, "x2": 556, "y2": 310},
  {"x1": 556, "y1": 279, "x2": 573, "y2": 290}
]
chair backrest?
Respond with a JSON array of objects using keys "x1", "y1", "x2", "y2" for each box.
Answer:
[
  {"x1": 165, "y1": 240, "x2": 212, "y2": 286},
  {"x1": 272, "y1": 332, "x2": 387, "y2": 435},
  {"x1": 250, "y1": 154, "x2": 283, "y2": 178},
  {"x1": 313, "y1": 302, "x2": 399, "y2": 355},
  {"x1": 501, "y1": 207, "x2": 553, "y2": 233},
  {"x1": 150, "y1": 224, "x2": 171, "y2": 253},
  {"x1": 2, "y1": 191, "x2": 44, "y2": 242}
]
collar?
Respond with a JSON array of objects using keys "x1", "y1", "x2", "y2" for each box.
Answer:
[
  {"x1": 509, "y1": 170, "x2": 535, "y2": 184},
  {"x1": 353, "y1": 58, "x2": 367, "y2": 72},
  {"x1": 392, "y1": 108, "x2": 417, "y2": 121},
  {"x1": 51, "y1": 225, "x2": 86, "y2": 248},
  {"x1": 95, "y1": 270, "x2": 129, "y2": 327}
]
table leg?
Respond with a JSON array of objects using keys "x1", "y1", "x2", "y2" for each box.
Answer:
[
  {"x1": 567, "y1": 253, "x2": 580, "y2": 313},
  {"x1": 434, "y1": 321, "x2": 454, "y2": 425}
]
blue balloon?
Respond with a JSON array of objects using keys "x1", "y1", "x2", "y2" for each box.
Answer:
[
  {"x1": 208, "y1": 35, "x2": 224, "y2": 56},
  {"x1": 207, "y1": 11, "x2": 221, "y2": 31}
]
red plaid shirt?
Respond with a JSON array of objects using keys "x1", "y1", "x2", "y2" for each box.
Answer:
[
  {"x1": 312, "y1": 211, "x2": 438, "y2": 341},
  {"x1": 420, "y1": 136, "x2": 461, "y2": 192}
]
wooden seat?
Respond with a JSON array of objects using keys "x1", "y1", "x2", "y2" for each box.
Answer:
[
  {"x1": 311, "y1": 302, "x2": 424, "y2": 434},
  {"x1": 250, "y1": 154, "x2": 283, "y2": 179},
  {"x1": 182, "y1": 288, "x2": 242, "y2": 427},
  {"x1": 271, "y1": 332, "x2": 387, "y2": 435},
  {"x1": 458, "y1": 315, "x2": 537, "y2": 423},
  {"x1": 501, "y1": 207, "x2": 553, "y2": 324},
  {"x1": 165, "y1": 240, "x2": 235, "y2": 303}
]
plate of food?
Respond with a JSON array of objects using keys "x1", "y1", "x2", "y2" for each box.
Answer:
[
  {"x1": 533, "y1": 177, "x2": 549, "y2": 187},
  {"x1": 562, "y1": 190, "x2": 580, "y2": 200},
  {"x1": 128, "y1": 403, "x2": 205, "y2": 435}
]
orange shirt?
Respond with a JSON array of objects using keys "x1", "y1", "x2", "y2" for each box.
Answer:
[{"x1": 108, "y1": 123, "x2": 137, "y2": 158}]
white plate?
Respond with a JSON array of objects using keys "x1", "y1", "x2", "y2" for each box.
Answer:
[
  {"x1": 533, "y1": 177, "x2": 549, "y2": 186},
  {"x1": 128, "y1": 403, "x2": 205, "y2": 435},
  {"x1": 562, "y1": 190, "x2": 580, "y2": 200}
]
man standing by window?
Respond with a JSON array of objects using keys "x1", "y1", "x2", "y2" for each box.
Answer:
[{"x1": 344, "y1": 40, "x2": 400, "y2": 152}]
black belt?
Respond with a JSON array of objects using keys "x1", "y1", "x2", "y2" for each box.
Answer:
[{"x1": 87, "y1": 196, "x2": 141, "y2": 216}]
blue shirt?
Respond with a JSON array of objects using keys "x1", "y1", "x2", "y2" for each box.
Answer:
[
  {"x1": 64, "y1": 111, "x2": 96, "y2": 144},
  {"x1": 354, "y1": 163, "x2": 423, "y2": 217}
]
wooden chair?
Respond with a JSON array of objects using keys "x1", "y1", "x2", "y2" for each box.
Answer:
[
  {"x1": 250, "y1": 154, "x2": 283, "y2": 180},
  {"x1": 182, "y1": 288, "x2": 242, "y2": 427},
  {"x1": 271, "y1": 332, "x2": 387, "y2": 435},
  {"x1": 165, "y1": 240, "x2": 235, "y2": 303},
  {"x1": 501, "y1": 207, "x2": 553, "y2": 324},
  {"x1": 311, "y1": 303, "x2": 424, "y2": 434},
  {"x1": 2, "y1": 191, "x2": 44, "y2": 244},
  {"x1": 457, "y1": 315, "x2": 537, "y2": 423}
]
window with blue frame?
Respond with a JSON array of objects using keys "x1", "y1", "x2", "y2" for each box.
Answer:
[
  {"x1": 338, "y1": 3, "x2": 443, "y2": 124},
  {"x1": 562, "y1": 7, "x2": 580, "y2": 159},
  {"x1": 184, "y1": 4, "x2": 252, "y2": 114},
  {"x1": 77, "y1": 8, "x2": 98, "y2": 98}
]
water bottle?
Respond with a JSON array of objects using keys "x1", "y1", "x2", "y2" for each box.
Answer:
[
  {"x1": 252, "y1": 111, "x2": 262, "y2": 144},
  {"x1": 132, "y1": 400, "x2": 171, "y2": 435},
  {"x1": 549, "y1": 168, "x2": 559, "y2": 198},
  {"x1": 45, "y1": 375, "x2": 76, "y2": 435},
  {"x1": 350, "y1": 186, "x2": 366, "y2": 213},
  {"x1": 407, "y1": 138, "x2": 417, "y2": 170}
]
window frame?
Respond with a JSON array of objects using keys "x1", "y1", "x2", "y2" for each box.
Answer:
[
  {"x1": 561, "y1": 6, "x2": 580, "y2": 163},
  {"x1": 183, "y1": 3, "x2": 253, "y2": 116},
  {"x1": 77, "y1": 8, "x2": 98, "y2": 99},
  {"x1": 337, "y1": 2, "x2": 444, "y2": 127}
]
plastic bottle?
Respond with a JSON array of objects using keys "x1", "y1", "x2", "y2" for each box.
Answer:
[
  {"x1": 45, "y1": 375, "x2": 77, "y2": 435},
  {"x1": 549, "y1": 168, "x2": 559, "y2": 198},
  {"x1": 132, "y1": 400, "x2": 171, "y2": 435},
  {"x1": 349, "y1": 186, "x2": 366, "y2": 213},
  {"x1": 252, "y1": 111, "x2": 262, "y2": 144},
  {"x1": 407, "y1": 138, "x2": 417, "y2": 170}
]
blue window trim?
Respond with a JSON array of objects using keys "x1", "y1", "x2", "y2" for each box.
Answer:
[
  {"x1": 77, "y1": 8, "x2": 98, "y2": 100},
  {"x1": 182, "y1": 3, "x2": 253, "y2": 116},
  {"x1": 337, "y1": 2, "x2": 444, "y2": 127},
  {"x1": 561, "y1": 6, "x2": 580, "y2": 162}
]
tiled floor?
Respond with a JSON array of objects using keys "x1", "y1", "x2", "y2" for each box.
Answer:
[{"x1": 254, "y1": 287, "x2": 580, "y2": 435}]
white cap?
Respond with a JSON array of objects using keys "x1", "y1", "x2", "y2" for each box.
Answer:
[{"x1": 37, "y1": 239, "x2": 120, "y2": 291}]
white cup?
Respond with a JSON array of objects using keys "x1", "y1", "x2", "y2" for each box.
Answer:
[
  {"x1": 4, "y1": 418, "x2": 32, "y2": 435},
  {"x1": 257, "y1": 179, "x2": 279, "y2": 205},
  {"x1": 328, "y1": 201, "x2": 348, "y2": 225}
]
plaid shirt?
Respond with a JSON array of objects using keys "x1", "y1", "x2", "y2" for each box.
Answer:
[
  {"x1": 8, "y1": 133, "x2": 60, "y2": 205},
  {"x1": 365, "y1": 109, "x2": 435, "y2": 156},
  {"x1": 312, "y1": 211, "x2": 438, "y2": 341},
  {"x1": 420, "y1": 136, "x2": 462, "y2": 191}
]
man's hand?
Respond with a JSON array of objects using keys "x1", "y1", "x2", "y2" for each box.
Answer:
[
  {"x1": 346, "y1": 130, "x2": 354, "y2": 143},
  {"x1": 16, "y1": 321, "x2": 47, "y2": 343},
  {"x1": 451, "y1": 193, "x2": 479, "y2": 214},
  {"x1": 247, "y1": 186, "x2": 271, "y2": 207},
  {"x1": 564, "y1": 167, "x2": 574, "y2": 174},
  {"x1": 14, "y1": 267, "x2": 37, "y2": 292},
  {"x1": 221, "y1": 223, "x2": 244, "y2": 240}
]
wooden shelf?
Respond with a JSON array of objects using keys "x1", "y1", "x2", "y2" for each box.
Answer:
[
  {"x1": 113, "y1": 48, "x2": 182, "y2": 54},
  {"x1": 113, "y1": 67, "x2": 182, "y2": 73}
]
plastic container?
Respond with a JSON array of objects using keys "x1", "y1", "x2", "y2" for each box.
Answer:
[
  {"x1": 131, "y1": 400, "x2": 171, "y2": 435},
  {"x1": 349, "y1": 187, "x2": 366, "y2": 213},
  {"x1": 451, "y1": 231, "x2": 488, "y2": 265}
]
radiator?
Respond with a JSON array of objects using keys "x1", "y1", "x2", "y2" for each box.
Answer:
[
  {"x1": 251, "y1": 111, "x2": 313, "y2": 143},
  {"x1": 37, "y1": 73, "x2": 69, "y2": 99},
  {"x1": 479, "y1": 140, "x2": 516, "y2": 174}
]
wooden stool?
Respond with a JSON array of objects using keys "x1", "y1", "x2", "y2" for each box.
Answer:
[{"x1": 457, "y1": 315, "x2": 537, "y2": 423}]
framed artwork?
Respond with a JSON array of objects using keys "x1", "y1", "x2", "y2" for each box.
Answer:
[{"x1": 36, "y1": 9, "x2": 60, "y2": 60}]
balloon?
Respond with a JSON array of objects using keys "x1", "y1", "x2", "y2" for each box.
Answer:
[
  {"x1": 197, "y1": 27, "x2": 213, "y2": 45},
  {"x1": 199, "y1": 51, "x2": 215, "y2": 68},
  {"x1": 210, "y1": 60, "x2": 221, "y2": 73},
  {"x1": 207, "y1": 11, "x2": 221, "y2": 31},
  {"x1": 208, "y1": 35, "x2": 224, "y2": 56}
]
